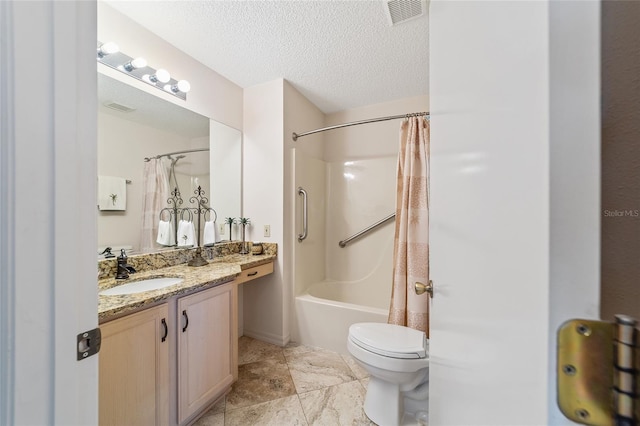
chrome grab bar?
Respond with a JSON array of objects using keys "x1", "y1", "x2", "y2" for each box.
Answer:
[
  {"x1": 297, "y1": 187, "x2": 308, "y2": 242},
  {"x1": 339, "y1": 213, "x2": 395, "y2": 248}
]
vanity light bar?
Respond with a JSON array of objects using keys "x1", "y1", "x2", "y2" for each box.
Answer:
[{"x1": 97, "y1": 41, "x2": 190, "y2": 101}]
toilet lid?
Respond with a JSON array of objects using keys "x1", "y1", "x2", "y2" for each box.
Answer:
[{"x1": 349, "y1": 323, "x2": 428, "y2": 359}]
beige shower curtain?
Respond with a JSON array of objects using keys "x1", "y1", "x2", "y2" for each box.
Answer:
[
  {"x1": 388, "y1": 116, "x2": 430, "y2": 335},
  {"x1": 140, "y1": 158, "x2": 170, "y2": 253}
]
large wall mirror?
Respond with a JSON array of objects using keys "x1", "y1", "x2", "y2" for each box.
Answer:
[{"x1": 97, "y1": 73, "x2": 241, "y2": 255}]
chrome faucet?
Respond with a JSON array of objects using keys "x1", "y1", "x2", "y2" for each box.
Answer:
[{"x1": 116, "y1": 249, "x2": 136, "y2": 280}]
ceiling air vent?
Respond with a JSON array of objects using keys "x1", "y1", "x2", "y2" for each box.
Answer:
[
  {"x1": 384, "y1": 0, "x2": 426, "y2": 26},
  {"x1": 103, "y1": 101, "x2": 136, "y2": 113}
]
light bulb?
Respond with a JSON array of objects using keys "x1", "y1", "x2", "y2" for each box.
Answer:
[
  {"x1": 164, "y1": 80, "x2": 191, "y2": 94},
  {"x1": 122, "y1": 57, "x2": 147, "y2": 72},
  {"x1": 142, "y1": 69, "x2": 171, "y2": 84},
  {"x1": 155, "y1": 69, "x2": 171, "y2": 83},
  {"x1": 97, "y1": 42, "x2": 119, "y2": 58},
  {"x1": 177, "y1": 80, "x2": 191, "y2": 93}
]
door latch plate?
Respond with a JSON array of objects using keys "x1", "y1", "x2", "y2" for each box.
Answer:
[{"x1": 77, "y1": 327, "x2": 101, "y2": 361}]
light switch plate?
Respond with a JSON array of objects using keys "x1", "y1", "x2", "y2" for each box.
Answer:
[
  {"x1": 264, "y1": 225, "x2": 271, "y2": 237},
  {"x1": 219, "y1": 223, "x2": 225, "y2": 235}
]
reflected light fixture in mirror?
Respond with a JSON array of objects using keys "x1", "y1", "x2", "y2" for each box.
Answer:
[{"x1": 97, "y1": 41, "x2": 190, "y2": 101}]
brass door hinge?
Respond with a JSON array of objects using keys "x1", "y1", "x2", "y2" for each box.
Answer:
[{"x1": 557, "y1": 315, "x2": 639, "y2": 425}]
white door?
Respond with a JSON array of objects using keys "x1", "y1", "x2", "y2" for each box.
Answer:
[
  {"x1": 0, "y1": 1, "x2": 99, "y2": 424},
  {"x1": 428, "y1": 1, "x2": 600, "y2": 425}
]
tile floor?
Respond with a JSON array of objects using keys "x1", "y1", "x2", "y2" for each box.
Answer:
[{"x1": 193, "y1": 336, "x2": 375, "y2": 426}]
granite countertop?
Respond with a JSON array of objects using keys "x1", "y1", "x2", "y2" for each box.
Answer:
[{"x1": 98, "y1": 253, "x2": 275, "y2": 322}]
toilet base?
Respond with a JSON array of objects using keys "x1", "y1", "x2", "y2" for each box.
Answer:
[
  {"x1": 363, "y1": 377, "x2": 429, "y2": 426},
  {"x1": 364, "y1": 377, "x2": 402, "y2": 426},
  {"x1": 404, "y1": 379, "x2": 429, "y2": 425}
]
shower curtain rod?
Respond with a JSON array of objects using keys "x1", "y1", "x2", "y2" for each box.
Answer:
[
  {"x1": 144, "y1": 147, "x2": 209, "y2": 162},
  {"x1": 292, "y1": 111, "x2": 430, "y2": 141}
]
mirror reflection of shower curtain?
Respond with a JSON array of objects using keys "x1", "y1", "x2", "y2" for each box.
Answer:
[
  {"x1": 168, "y1": 155, "x2": 184, "y2": 196},
  {"x1": 388, "y1": 117, "x2": 430, "y2": 335},
  {"x1": 140, "y1": 158, "x2": 170, "y2": 252}
]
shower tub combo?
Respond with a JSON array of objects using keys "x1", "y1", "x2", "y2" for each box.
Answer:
[
  {"x1": 291, "y1": 111, "x2": 426, "y2": 354},
  {"x1": 292, "y1": 153, "x2": 396, "y2": 354}
]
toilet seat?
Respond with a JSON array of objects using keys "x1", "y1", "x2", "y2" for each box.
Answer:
[{"x1": 349, "y1": 323, "x2": 427, "y2": 359}]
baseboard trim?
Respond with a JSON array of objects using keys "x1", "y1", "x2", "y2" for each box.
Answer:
[{"x1": 242, "y1": 329, "x2": 290, "y2": 347}]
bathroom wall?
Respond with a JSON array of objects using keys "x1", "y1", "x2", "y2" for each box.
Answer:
[
  {"x1": 98, "y1": 2, "x2": 243, "y2": 130},
  {"x1": 97, "y1": 110, "x2": 209, "y2": 252},
  {"x1": 242, "y1": 79, "x2": 325, "y2": 345},
  {"x1": 242, "y1": 79, "x2": 287, "y2": 344},
  {"x1": 600, "y1": 0, "x2": 640, "y2": 321}
]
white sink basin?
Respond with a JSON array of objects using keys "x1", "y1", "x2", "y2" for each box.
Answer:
[{"x1": 100, "y1": 277, "x2": 183, "y2": 296}]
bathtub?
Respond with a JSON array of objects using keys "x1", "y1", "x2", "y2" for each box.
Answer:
[{"x1": 294, "y1": 278, "x2": 390, "y2": 354}]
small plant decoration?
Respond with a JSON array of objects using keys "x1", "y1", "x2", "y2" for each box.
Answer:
[
  {"x1": 224, "y1": 217, "x2": 236, "y2": 241},
  {"x1": 238, "y1": 218, "x2": 251, "y2": 254},
  {"x1": 109, "y1": 193, "x2": 118, "y2": 206}
]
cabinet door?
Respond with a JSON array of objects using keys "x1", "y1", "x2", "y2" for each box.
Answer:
[
  {"x1": 177, "y1": 282, "x2": 237, "y2": 424},
  {"x1": 99, "y1": 304, "x2": 169, "y2": 426}
]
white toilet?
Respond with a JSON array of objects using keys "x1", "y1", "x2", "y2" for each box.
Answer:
[{"x1": 347, "y1": 322, "x2": 429, "y2": 426}]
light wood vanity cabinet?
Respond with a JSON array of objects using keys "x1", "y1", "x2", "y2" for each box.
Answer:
[
  {"x1": 177, "y1": 282, "x2": 238, "y2": 424},
  {"x1": 99, "y1": 260, "x2": 272, "y2": 426},
  {"x1": 99, "y1": 303, "x2": 170, "y2": 426}
]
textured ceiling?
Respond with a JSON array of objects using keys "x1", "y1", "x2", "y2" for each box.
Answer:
[{"x1": 104, "y1": 0, "x2": 429, "y2": 113}]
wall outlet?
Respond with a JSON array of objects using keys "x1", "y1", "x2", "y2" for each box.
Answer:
[
  {"x1": 263, "y1": 225, "x2": 271, "y2": 238},
  {"x1": 219, "y1": 223, "x2": 225, "y2": 235}
]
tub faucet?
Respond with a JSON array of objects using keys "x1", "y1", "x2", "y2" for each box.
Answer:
[{"x1": 116, "y1": 249, "x2": 136, "y2": 280}]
